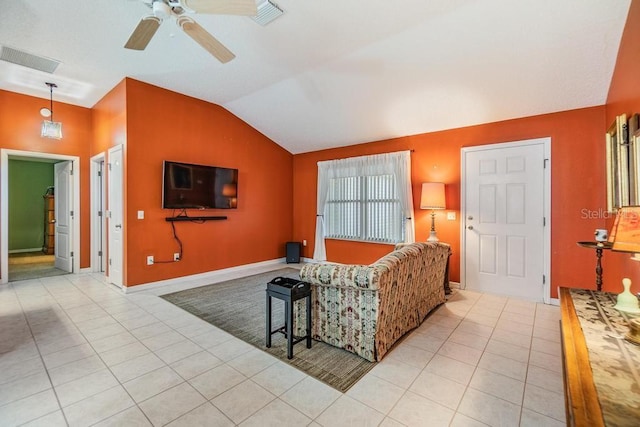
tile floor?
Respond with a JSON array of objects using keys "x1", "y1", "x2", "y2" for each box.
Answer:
[{"x1": 0, "y1": 269, "x2": 566, "y2": 426}]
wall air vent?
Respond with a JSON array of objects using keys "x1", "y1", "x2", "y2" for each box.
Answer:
[
  {"x1": 0, "y1": 46, "x2": 60, "y2": 74},
  {"x1": 251, "y1": 0, "x2": 284, "y2": 26}
]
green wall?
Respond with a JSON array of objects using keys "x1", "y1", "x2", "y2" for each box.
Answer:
[{"x1": 9, "y1": 160, "x2": 54, "y2": 252}]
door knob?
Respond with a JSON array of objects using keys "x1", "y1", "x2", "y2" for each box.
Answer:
[
  {"x1": 467, "y1": 225, "x2": 474, "y2": 230},
  {"x1": 468, "y1": 216, "x2": 474, "y2": 220}
]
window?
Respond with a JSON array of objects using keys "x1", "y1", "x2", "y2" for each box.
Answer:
[
  {"x1": 325, "y1": 174, "x2": 404, "y2": 243},
  {"x1": 313, "y1": 151, "x2": 415, "y2": 260}
]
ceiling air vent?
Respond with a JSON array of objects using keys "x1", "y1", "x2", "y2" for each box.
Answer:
[
  {"x1": 0, "y1": 46, "x2": 60, "y2": 74},
  {"x1": 251, "y1": 0, "x2": 284, "y2": 26}
]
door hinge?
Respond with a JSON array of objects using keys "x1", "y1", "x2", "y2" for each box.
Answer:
[
  {"x1": 543, "y1": 158, "x2": 549, "y2": 169},
  {"x1": 98, "y1": 250, "x2": 102, "y2": 257},
  {"x1": 109, "y1": 258, "x2": 112, "y2": 266},
  {"x1": 97, "y1": 170, "x2": 102, "y2": 177},
  {"x1": 70, "y1": 210, "x2": 74, "y2": 218},
  {"x1": 108, "y1": 163, "x2": 112, "y2": 171},
  {"x1": 98, "y1": 210, "x2": 102, "y2": 217},
  {"x1": 543, "y1": 217, "x2": 546, "y2": 226},
  {"x1": 543, "y1": 274, "x2": 546, "y2": 284},
  {"x1": 69, "y1": 167, "x2": 74, "y2": 176},
  {"x1": 70, "y1": 251, "x2": 74, "y2": 258}
]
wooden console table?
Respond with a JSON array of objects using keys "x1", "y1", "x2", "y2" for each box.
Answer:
[{"x1": 560, "y1": 287, "x2": 640, "y2": 426}]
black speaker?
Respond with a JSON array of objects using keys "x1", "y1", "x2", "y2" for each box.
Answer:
[{"x1": 286, "y1": 242, "x2": 301, "y2": 264}]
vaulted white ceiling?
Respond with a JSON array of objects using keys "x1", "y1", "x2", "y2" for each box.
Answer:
[{"x1": 0, "y1": 0, "x2": 631, "y2": 154}]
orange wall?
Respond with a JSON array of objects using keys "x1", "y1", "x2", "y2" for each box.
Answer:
[
  {"x1": 123, "y1": 79, "x2": 293, "y2": 286},
  {"x1": 603, "y1": 0, "x2": 640, "y2": 294},
  {"x1": 0, "y1": 89, "x2": 93, "y2": 269},
  {"x1": 293, "y1": 106, "x2": 608, "y2": 299}
]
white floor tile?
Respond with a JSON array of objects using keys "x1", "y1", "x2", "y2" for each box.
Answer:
[
  {"x1": 154, "y1": 339, "x2": 203, "y2": 364},
  {"x1": 55, "y1": 368, "x2": 120, "y2": 407},
  {"x1": 138, "y1": 382, "x2": 207, "y2": 426},
  {"x1": 110, "y1": 352, "x2": 165, "y2": 383},
  {"x1": 251, "y1": 361, "x2": 306, "y2": 396},
  {"x1": 388, "y1": 390, "x2": 455, "y2": 426},
  {"x1": 424, "y1": 354, "x2": 476, "y2": 385},
  {"x1": 20, "y1": 410, "x2": 68, "y2": 427},
  {"x1": 211, "y1": 379, "x2": 276, "y2": 424},
  {"x1": 123, "y1": 366, "x2": 185, "y2": 403},
  {"x1": 63, "y1": 385, "x2": 135, "y2": 427},
  {"x1": 93, "y1": 406, "x2": 152, "y2": 427},
  {"x1": 346, "y1": 374, "x2": 405, "y2": 414},
  {"x1": 0, "y1": 371, "x2": 51, "y2": 406},
  {"x1": 409, "y1": 370, "x2": 467, "y2": 410},
  {"x1": 458, "y1": 388, "x2": 521, "y2": 427},
  {"x1": 1, "y1": 276, "x2": 568, "y2": 427},
  {"x1": 170, "y1": 350, "x2": 223, "y2": 380},
  {"x1": 0, "y1": 389, "x2": 60, "y2": 426},
  {"x1": 280, "y1": 377, "x2": 341, "y2": 419},
  {"x1": 523, "y1": 383, "x2": 565, "y2": 422},
  {"x1": 239, "y1": 398, "x2": 312, "y2": 427},
  {"x1": 468, "y1": 368, "x2": 525, "y2": 405},
  {"x1": 165, "y1": 402, "x2": 234, "y2": 427},
  {"x1": 48, "y1": 354, "x2": 106, "y2": 386},
  {"x1": 227, "y1": 348, "x2": 279, "y2": 377}
]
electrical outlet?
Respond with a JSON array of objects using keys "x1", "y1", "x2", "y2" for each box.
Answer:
[
  {"x1": 303, "y1": 240, "x2": 307, "y2": 246},
  {"x1": 174, "y1": 253, "x2": 180, "y2": 261},
  {"x1": 447, "y1": 211, "x2": 456, "y2": 220},
  {"x1": 147, "y1": 255, "x2": 154, "y2": 265}
]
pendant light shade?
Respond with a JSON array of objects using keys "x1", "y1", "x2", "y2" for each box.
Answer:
[{"x1": 41, "y1": 82, "x2": 62, "y2": 139}]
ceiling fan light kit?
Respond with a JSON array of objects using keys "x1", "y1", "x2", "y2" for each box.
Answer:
[{"x1": 125, "y1": 0, "x2": 264, "y2": 63}]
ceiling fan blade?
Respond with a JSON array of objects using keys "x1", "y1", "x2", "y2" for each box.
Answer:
[
  {"x1": 124, "y1": 16, "x2": 162, "y2": 50},
  {"x1": 180, "y1": 0, "x2": 257, "y2": 16},
  {"x1": 177, "y1": 16, "x2": 235, "y2": 63}
]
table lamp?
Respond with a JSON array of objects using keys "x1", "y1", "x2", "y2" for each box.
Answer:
[
  {"x1": 420, "y1": 182, "x2": 446, "y2": 242},
  {"x1": 608, "y1": 205, "x2": 640, "y2": 314}
]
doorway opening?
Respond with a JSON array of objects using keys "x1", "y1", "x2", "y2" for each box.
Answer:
[{"x1": 1, "y1": 149, "x2": 81, "y2": 284}]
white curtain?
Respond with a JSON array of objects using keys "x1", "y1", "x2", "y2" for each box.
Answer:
[{"x1": 312, "y1": 150, "x2": 414, "y2": 261}]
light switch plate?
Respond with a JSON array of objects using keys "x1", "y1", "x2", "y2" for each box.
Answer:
[
  {"x1": 447, "y1": 211, "x2": 456, "y2": 220},
  {"x1": 137, "y1": 210, "x2": 144, "y2": 219}
]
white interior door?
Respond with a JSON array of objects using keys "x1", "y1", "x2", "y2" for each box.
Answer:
[
  {"x1": 54, "y1": 161, "x2": 73, "y2": 272},
  {"x1": 462, "y1": 139, "x2": 549, "y2": 301},
  {"x1": 108, "y1": 145, "x2": 124, "y2": 287}
]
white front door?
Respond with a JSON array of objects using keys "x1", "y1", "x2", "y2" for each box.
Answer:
[
  {"x1": 108, "y1": 145, "x2": 124, "y2": 287},
  {"x1": 54, "y1": 161, "x2": 73, "y2": 272},
  {"x1": 462, "y1": 139, "x2": 549, "y2": 301}
]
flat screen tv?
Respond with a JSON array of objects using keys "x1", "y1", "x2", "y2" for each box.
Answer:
[{"x1": 162, "y1": 161, "x2": 238, "y2": 209}]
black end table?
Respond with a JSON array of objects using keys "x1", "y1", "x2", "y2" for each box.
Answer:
[{"x1": 266, "y1": 277, "x2": 312, "y2": 359}]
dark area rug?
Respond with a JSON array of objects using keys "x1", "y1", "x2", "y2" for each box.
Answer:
[{"x1": 160, "y1": 268, "x2": 376, "y2": 392}]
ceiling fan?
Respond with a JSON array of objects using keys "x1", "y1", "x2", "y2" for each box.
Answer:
[{"x1": 125, "y1": 0, "x2": 258, "y2": 63}]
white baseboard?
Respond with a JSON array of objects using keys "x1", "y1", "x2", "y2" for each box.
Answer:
[
  {"x1": 549, "y1": 298, "x2": 559, "y2": 306},
  {"x1": 9, "y1": 248, "x2": 43, "y2": 254},
  {"x1": 123, "y1": 258, "x2": 290, "y2": 294}
]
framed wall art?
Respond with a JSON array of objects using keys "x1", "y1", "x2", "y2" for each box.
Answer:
[{"x1": 606, "y1": 113, "x2": 628, "y2": 211}]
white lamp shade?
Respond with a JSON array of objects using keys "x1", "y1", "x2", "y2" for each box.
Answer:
[{"x1": 420, "y1": 182, "x2": 446, "y2": 209}]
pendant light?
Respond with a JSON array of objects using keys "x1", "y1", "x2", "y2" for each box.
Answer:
[{"x1": 40, "y1": 82, "x2": 62, "y2": 139}]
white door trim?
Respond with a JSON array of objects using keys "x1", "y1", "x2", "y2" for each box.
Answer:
[
  {"x1": 1, "y1": 149, "x2": 81, "y2": 284},
  {"x1": 107, "y1": 144, "x2": 124, "y2": 289},
  {"x1": 91, "y1": 153, "x2": 106, "y2": 273},
  {"x1": 460, "y1": 138, "x2": 552, "y2": 303}
]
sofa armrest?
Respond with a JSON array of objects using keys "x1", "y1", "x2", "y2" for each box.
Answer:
[{"x1": 300, "y1": 263, "x2": 382, "y2": 290}]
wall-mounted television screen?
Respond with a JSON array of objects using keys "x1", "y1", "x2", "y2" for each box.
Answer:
[{"x1": 162, "y1": 161, "x2": 238, "y2": 209}]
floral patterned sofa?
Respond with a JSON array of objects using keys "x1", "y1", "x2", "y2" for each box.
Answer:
[{"x1": 295, "y1": 242, "x2": 451, "y2": 362}]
